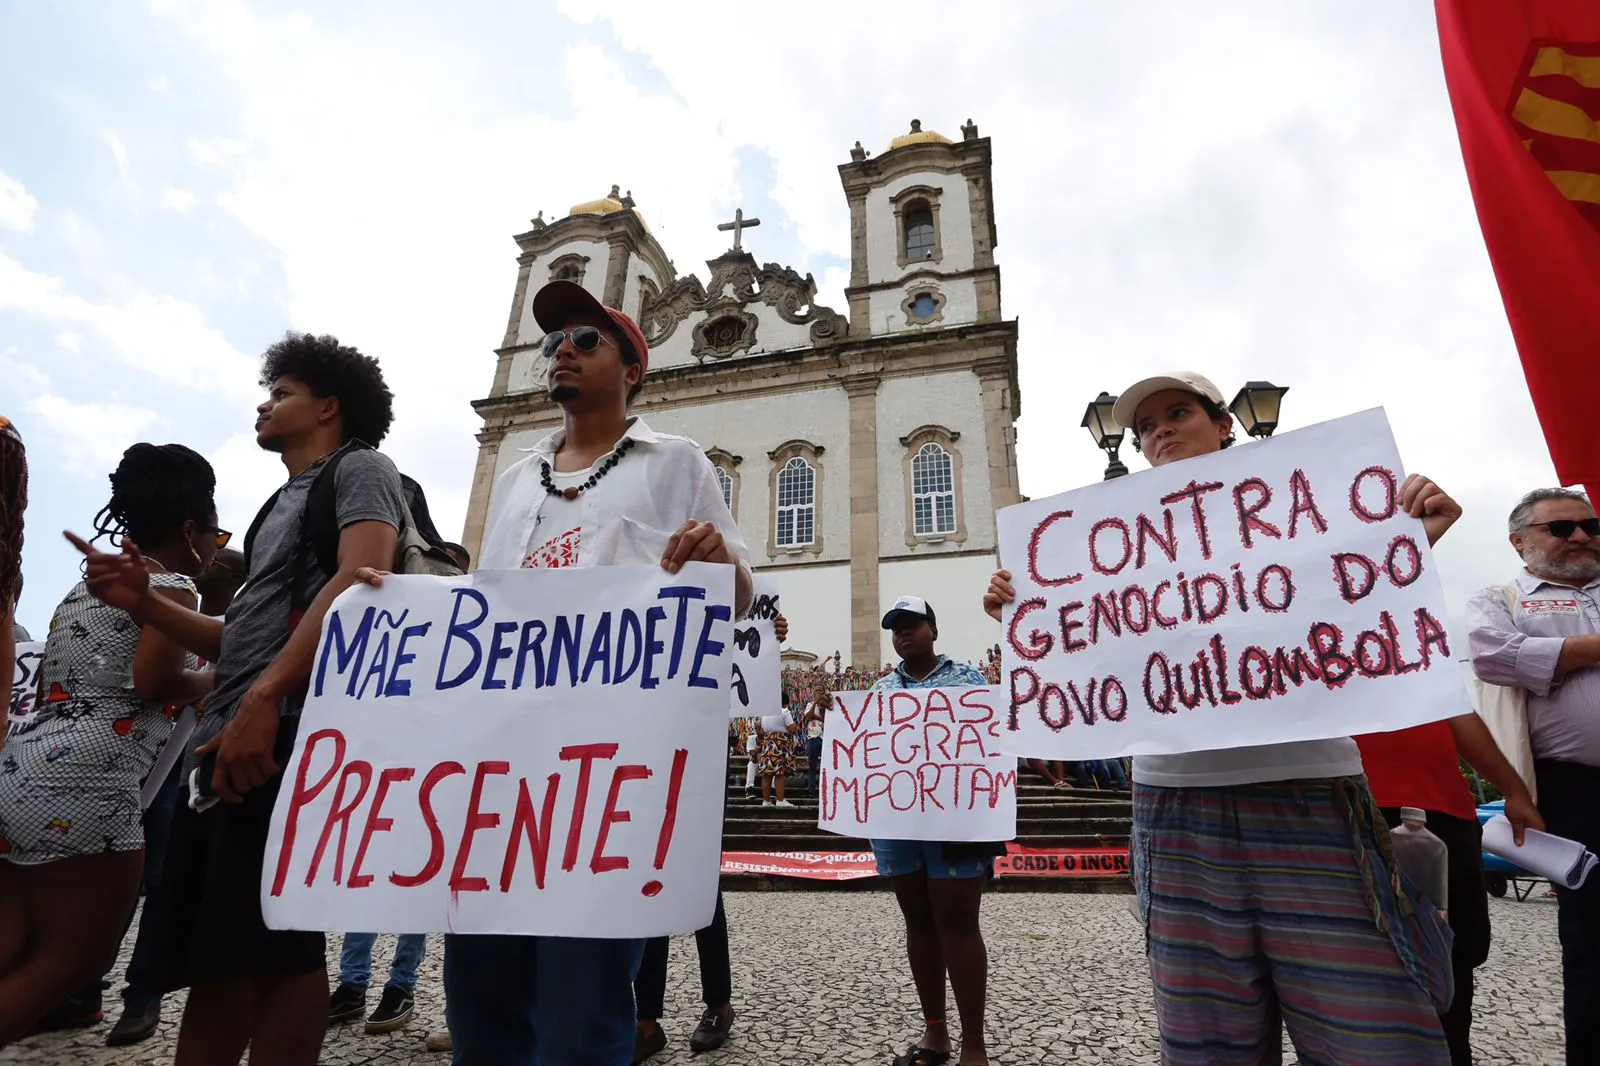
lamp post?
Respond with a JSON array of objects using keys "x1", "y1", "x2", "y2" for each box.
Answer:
[
  {"x1": 1228, "y1": 381, "x2": 1291, "y2": 439},
  {"x1": 1080, "y1": 391, "x2": 1129, "y2": 480}
]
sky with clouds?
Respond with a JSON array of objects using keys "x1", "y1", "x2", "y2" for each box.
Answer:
[{"x1": 2, "y1": 0, "x2": 1564, "y2": 644}]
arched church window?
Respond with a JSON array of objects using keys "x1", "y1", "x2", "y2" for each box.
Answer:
[
  {"x1": 775, "y1": 457, "x2": 816, "y2": 548},
  {"x1": 713, "y1": 465, "x2": 734, "y2": 511},
  {"x1": 911, "y1": 442, "x2": 956, "y2": 535},
  {"x1": 905, "y1": 207, "x2": 936, "y2": 261}
]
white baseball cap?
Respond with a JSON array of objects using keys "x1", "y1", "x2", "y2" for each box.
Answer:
[
  {"x1": 881, "y1": 595, "x2": 936, "y2": 630},
  {"x1": 1111, "y1": 372, "x2": 1226, "y2": 432}
]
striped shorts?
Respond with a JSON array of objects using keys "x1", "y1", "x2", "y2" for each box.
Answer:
[{"x1": 1131, "y1": 777, "x2": 1454, "y2": 1066}]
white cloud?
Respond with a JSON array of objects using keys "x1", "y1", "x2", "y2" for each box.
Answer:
[
  {"x1": 149, "y1": 74, "x2": 169, "y2": 92},
  {"x1": 0, "y1": 250, "x2": 257, "y2": 395},
  {"x1": 162, "y1": 187, "x2": 198, "y2": 213},
  {"x1": 102, "y1": 128, "x2": 139, "y2": 197},
  {"x1": 53, "y1": 330, "x2": 82, "y2": 353},
  {"x1": 26, "y1": 394, "x2": 168, "y2": 478},
  {"x1": 0, "y1": 170, "x2": 37, "y2": 232},
  {"x1": 187, "y1": 135, "x2": 249, "y2": 169},
  {"x1": 0, "y1": 349, "x2": 50, "y2": 392},
  {"x1": 207, "y1": 431, "x2": 287, "y2": 532}
]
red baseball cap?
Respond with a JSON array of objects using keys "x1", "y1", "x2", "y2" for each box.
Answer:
[{"x1": 531, "y1": 280, "x2": 650, "y2": 380}]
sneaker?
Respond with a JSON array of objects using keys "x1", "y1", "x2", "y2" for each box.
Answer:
[
  {"x1": 689, "y1": 1005, "x2": 735, "y2": 1052},
  {"x1": 774, "y1": 799, "x2": 796, "y2": 808},
  {"x1": 365, "y1": 986, "x2": 415, "y2": 1033},
  {"x1": 327, "y1": 982, "x2": 367, "y2": 1025},
  {"x1": 106, "y1": 997, "x2": 163, "y2": 1046},
  {"x1": 424, "y1": 1029, "x2": 454, "y2": 1052},
  {"x1": 633, "y1": 1022, "x2": 668, "y2": 1063}
]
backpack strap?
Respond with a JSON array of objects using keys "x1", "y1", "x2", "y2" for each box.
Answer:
[
  {"x1": 286, "y1": 443, "x2": 366, "y2": 612},
  {"x1": 241, "y1": 488, "x2": 285, "y2": 575}
]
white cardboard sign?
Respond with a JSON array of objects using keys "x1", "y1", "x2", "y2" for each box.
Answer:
[
  {"x1": 261, "y1": 564, "x2": 735, "y2": 938},
  {"x1": 7, "y1": 641, "x2": 44, "y2": 739},
  {"x1": 995, "y1": 409, "x2": 1464, "y2": 760},
  {"x1": 818, "y1": 686, "x2": 1017, "y2": 842},
  {"x1": 728, "y1": 577, "x2": 781, "y2": 718}
]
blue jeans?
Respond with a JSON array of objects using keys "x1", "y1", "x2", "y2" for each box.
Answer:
[
  {"x1": 445, "y1": 934, "x2": 645, "y2": 1066},
  {"x1": 805, "y1": 737, "x2": 823, "y2": 794},
  {"x1": 340, "y1": 931, "x2": 427, "y2": 992}
]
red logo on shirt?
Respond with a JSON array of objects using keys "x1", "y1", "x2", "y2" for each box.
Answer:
[
  {"x1": 1521, "y1": 599, "x2": 1579, "y2": 614},
  {"x1": 523, "y1": 527, "x2": 582, "y2": 570}
]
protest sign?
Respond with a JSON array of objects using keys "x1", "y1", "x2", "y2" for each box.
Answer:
[
  {"x1": 993, "y1": 843, "x2": 1130, "y2": 878},
  {"x1": 727, "y1": 577, "x2": 781, "y2": 719},
  {"x1": 818, "y1": 686, "x2": 1016, "y2": 842},
  {"x1": 8, "y1": 642, "x2": 44, "y2": 740},
  {"x1": 262, "y1": 563, "x2": 736, "y2": 939},
  {"x1": 995, "y1": 408, "x2": 1465, "y2": 761}
]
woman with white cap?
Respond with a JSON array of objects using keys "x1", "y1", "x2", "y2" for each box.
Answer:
[{"x1": 983, "y1": 372, "x2": 1458, "y2": 1066}]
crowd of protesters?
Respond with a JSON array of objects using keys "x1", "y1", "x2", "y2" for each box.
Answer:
[{"x1": 0, "y1": 280, "x2": 1594, "y2": 1066}]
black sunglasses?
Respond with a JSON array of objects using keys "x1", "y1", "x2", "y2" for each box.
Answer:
[
  {"x1": 1529, "y1": 518, "x2": 1600, "y2": 539},
  {"x1": 540, "y1": 326, "x2": 614, "y2": 360}
]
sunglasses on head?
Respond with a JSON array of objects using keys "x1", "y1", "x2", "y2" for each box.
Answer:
[
  {"x1": 540, "y1": 326, "x2": 614, "y2": 360},
  {"x1": 1529, "y1": 518, "x2": 1600, "y2": 539}
]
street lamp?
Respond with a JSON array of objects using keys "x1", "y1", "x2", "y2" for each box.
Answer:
[
  {"x1": 1081, "y1": 391, "x2": 1129, "y2": 480},
  {"x1": 1229, "y1": 381, "x2": 1291, "y2": 439}
]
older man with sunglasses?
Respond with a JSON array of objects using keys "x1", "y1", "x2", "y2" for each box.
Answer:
[{"x1": 1467, "y1": 487, "x2": 1600, "y2": 1063}]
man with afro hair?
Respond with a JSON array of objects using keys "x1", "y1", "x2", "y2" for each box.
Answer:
[{"x1": 71, "y1": 332, "x2": 407, "y2": 1065}]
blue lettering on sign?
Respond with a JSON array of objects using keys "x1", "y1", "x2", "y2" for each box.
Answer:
[{"x1": 321, "y1": 583, "x2": 731, "y2": 699}]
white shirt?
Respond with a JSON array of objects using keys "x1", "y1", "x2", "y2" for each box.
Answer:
[{"x1": 481, "y1": 418, "x2": 753, "y2": 586}]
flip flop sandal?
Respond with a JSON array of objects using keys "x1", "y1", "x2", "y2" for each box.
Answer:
[{"x1": 892, "y1": 1046, "x2": 953, "y2": 1066}]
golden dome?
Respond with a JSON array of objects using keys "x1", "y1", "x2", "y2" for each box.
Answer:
[
  {"x1": 887, "y1": 119, "x2": 951, "y2": 152},
  {"x1": 567, "y1": 184, "x2": 628, "y2": 218}
]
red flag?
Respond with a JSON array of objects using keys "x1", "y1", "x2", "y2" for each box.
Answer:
[{"x1": 1434, "y1": 1, "x2": 1600, "y2": 503}]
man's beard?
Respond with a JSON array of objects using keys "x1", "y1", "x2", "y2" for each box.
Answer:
[
  {"x1": 549, "y1": 383, "x2": 579, "y2": 404},
  {"x1": 1521, "y1": 542, "x2": 1600, "y2": 583}
]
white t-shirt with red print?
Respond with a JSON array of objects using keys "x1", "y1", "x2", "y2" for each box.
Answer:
[{"x1": 521, "y1": 465, "x2": 590, "y2": 569}]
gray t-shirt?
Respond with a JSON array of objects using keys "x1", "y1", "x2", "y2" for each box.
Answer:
[{"x1": 189, "y1": 446, "x2": 404, "y2": 759}]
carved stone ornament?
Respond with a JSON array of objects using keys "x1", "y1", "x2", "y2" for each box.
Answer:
[
  {"x1": 640, "y1": 250, "x2": 849, "y2": 350},
  {"x1": 691, "y1": 305, "x2": 760, "y2": 361}
]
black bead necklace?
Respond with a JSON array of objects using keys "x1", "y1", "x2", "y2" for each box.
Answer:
[{"x1": 541, "y1": 437, "x2": 637, "y2": 500}]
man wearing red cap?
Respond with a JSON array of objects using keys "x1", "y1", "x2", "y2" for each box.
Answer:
[{"x1": 446, "y1": 280, "x2": 753, "y2": 1066}]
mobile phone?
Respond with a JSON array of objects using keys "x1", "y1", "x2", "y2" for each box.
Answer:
[{"x1": 188, "y1": 754, "x2": 221, "y2": 813}]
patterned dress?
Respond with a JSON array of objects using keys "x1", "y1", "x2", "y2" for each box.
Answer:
[
  {"x1": 0, "y1": 573, "x2": 196, "y2": 863},
  {"x1": 757, "y1": 714, "x2": 799, "y2": 777}
]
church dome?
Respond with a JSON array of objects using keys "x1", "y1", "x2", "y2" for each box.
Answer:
[
  {"x1": 567, "y1": 184, "x2": 629, "y2": 218},
  {"x1": 887, "y1": 119, "x2": 951, "y2": 152}
]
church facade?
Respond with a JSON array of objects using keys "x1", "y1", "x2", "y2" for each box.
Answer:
[{"x1": 462, "y1": 120, "x2": 1022, "y2": 670}]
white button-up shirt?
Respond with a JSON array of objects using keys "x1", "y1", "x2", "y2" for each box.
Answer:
[{"x1": 479, "y1": 418, "x2": 753, "y2": 589}]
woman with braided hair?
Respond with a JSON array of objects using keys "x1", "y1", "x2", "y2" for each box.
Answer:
[
  {"x1": 0, "y1": 442, "x2": 223, "y2": 1045},
  {"x1": 0, "y1": 417, "x2": 24, "y2": 735}
]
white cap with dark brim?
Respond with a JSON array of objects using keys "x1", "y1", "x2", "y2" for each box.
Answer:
[{"x1": 1111, "y1": 371, "x2": 1226, "y2": 431}]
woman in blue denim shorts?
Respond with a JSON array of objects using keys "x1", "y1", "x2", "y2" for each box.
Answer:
[{"x1": 871, "y1": 596, "x2": 997, "y2": 1066}]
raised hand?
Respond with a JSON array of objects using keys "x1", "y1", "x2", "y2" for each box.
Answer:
[
  {"x1": 982, "y1": 568, "x2": 1016, "y2": 622},
  {"x1": 1400, "y1": 474, "x2": 1462, "y2": 547},
  {"x1": 63, "y1": 531, "x2": 151, "y2": 614}
]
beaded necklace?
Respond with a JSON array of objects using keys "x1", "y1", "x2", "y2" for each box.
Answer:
[{"x1": 540, "y1": 437, "x2": 637, "y2": 500}]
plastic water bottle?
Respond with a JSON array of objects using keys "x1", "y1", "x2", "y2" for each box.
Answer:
[{"x1": 1390, "y1": 807, "x2": 1449, "y2": 918}]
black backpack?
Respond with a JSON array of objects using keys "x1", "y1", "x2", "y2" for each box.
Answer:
[{"x1": 242, "y1": 442, "x2": 463, "y2": 611}]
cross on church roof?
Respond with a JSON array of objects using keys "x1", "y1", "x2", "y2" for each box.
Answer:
[{"x1": 717, "y1": 208, "x2": 761, "y2": 252}]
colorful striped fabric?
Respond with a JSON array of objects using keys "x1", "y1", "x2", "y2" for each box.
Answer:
[{"x1": 1131, "y1": 778, "x2": 1454, "y2": 1065}]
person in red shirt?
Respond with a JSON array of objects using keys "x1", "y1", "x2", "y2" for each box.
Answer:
[{"x1": 1354, "y1": 713, "x2": 1543, "y2": 1066}]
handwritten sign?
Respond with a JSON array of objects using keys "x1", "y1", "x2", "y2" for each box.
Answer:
[
  {"x1": 728, "y1": 577, "x2": 780, "y2": 718},
  {"x1": 262, "y1": 564, "x2": 735, "y2": 939},
  {"x1": 818, "y1": 686, "x2": 1016, "y2": 842},
  {"x1": 8, "y1": 641, "x2": 44, "y2": 739},
  {"x1": 995, "y1": 409, "x2": 1463, "y2": 760}
]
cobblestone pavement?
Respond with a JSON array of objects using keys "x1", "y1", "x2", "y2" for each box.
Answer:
[{"x1": 7, "y1": 892, "x2": 1566, "y2": 1065}]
